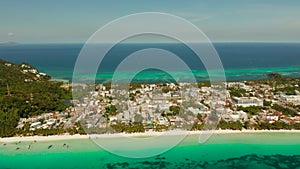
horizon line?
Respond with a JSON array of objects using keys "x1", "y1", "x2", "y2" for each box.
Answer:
[{"x1": 2, "y1": 41, "x2": 300, "y2": 45}]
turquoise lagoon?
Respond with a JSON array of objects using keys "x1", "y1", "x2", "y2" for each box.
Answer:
[{"x1": 1, "y1": 133, "x2": 300, "y2": 169}]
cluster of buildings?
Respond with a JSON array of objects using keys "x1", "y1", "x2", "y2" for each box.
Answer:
[
  {"x1": 73, "y1": 83, "x2": 210, "y2": 130},
  {"x1": 20, "y1": 64, "x2": 48, "y2": 81},
  {"x1": 280, "y1": 94, "x2": 300, "y2": 105},
  {"x1": 16, "y1": 107, "x2": 74, "y2": 131},
  {"x1": 16, "y1": 80, "x2": 300, "y2": 133},
  {"x1": 227, "y1": 81, "x2": 300, "y2": 124}
]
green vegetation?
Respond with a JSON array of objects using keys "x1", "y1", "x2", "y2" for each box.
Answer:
[
  {"x1": 267, "y1": 72, "x2": 282, "y2": 79},
  {"x1": 191, "y1": 123, "x2": 204, "y2": 130},
  {"x1": 85, "y1": 122, "x2": 147, "y2": 134},
  {"x1": 288, "y1": 103, "x2": 300, "y2": 112},
  {"x1": 111, "y1": 123, "x2": 145, "y2": 133},
  {"x1": 196, "y1": 113, "x2": 202, "y2": 121},
  {"x1": 200, "y1": 99, "x2": 210, "y2": 109},
  {"x1": 252, "y1": 121, "x2": 300, "y2": 130},
  {"x1": 277, "y1": 86, "x2": 298, "y2": 95},
  {"x1": 197, "y1": 81, "x2": 211, "y2": 88},
  {"x1": 0, "y1": 109, "x2": 19, "y2": 137},
  {"x1": 190, "y1": 119, "x2": 300, "y2": 131},
  {"x1": 263, "y1": 100, "x2": 272, "y2": 107},
  {"x1": 257, "y1": 73, "x2": 300, "y2": 87},
  {"x1": 271, "y1": 104, "x2": 297, "y2": 116},
  {"x1": 0, "y1": 59, "x2": 71, "y2": 137},
  {"x1": 218, "y1": 120, "x2": 300, "y2": 130},
  {"x1": 154, "y1": 124, "x2": 169, "y2": 132},
  {"x1": 237, "y1": 106, "x2": 263, "y2": 115},
  {"x1": 129, "y1": 93, "x2": 135, "y2": 101},
  {"x1": 169, "y1": 105, "x2": 180, "y2": 115},
  {"x1": 105, "y1": 104, "x2": 118, "y2": 116},
  {"x1": 129, "y1": 82, "x2": 143, "y2": 90},
  {"x1": 228, "y1": 87, "x2": 247, "y2": 97},
  {"x1": 218, "y1": 120, "x2": 243, "y2": 130}
]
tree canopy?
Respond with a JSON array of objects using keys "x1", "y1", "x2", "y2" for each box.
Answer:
[{"x1": 0, "y1": 59, "x2": 71, "y2": 137}]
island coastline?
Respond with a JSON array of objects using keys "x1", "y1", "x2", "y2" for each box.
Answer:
[{"x1": 2, "y1": 129, "x2": 300, "y2": 143}]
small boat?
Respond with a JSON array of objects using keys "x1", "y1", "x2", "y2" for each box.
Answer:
[
  {"x1": 48, "y1": 145, "x2": 53, "y2": 149},
  {"x1": 16, "y1": 147, "x2": 20, "y2": 150}
]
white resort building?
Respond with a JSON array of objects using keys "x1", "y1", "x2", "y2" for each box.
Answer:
[{"x1": 232, "y1": 97, "x2": 263, "y2": 107}]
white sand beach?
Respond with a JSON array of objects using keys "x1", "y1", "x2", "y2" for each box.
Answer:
[{"x1": 1, "y1": 130, "x2": 300, "y2": 143}]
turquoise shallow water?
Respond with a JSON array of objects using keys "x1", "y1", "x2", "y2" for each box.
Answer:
[
  {"x1": 47, "y1": 66, "x2": 300, "y2": 82},
  {"x1": 1, "y1": 133, "x2": 300, "y2": 169}
]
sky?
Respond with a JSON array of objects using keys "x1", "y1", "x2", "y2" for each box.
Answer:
[{"x1": 0, "y1": 0, "x2": 300, "y2": 43}]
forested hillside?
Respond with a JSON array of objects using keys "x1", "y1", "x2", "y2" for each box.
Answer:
[{"x1": 0, "y1": 59, "x2": 71, "y2": 137}]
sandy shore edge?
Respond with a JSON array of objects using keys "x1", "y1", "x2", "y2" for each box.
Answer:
[{"x1": 1, "y1": 130, "x2": 300, "y2": 143}]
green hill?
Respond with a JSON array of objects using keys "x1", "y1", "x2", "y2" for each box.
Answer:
[{"x1": 0, "y1": 59, "x2": 71, "y2": 137}]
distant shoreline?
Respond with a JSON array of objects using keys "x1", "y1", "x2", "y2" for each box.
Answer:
[{"x1": 1, "y1": 130, "x2": 300, "y2": 143}]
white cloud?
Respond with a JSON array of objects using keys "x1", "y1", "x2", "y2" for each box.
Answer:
[{"x1": 8, "y1": 32, "x2": 15, "y2": 37}]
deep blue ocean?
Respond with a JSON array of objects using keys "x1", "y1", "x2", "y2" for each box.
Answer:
[{"x1": 0, "y1": 43, "x2": 300, "y2": 82}]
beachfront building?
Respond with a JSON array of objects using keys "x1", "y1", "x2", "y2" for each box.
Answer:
[
  {"x1": 232, "y1": 97, "x2": 263, "y2": 107},
  {"x1": 221, "y1": 109, "x2": 248, "y2": 122}
]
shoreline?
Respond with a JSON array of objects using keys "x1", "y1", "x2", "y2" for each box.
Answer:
[{"x1": 1, "y1": 129, "x2": 300, "y2": 143}]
